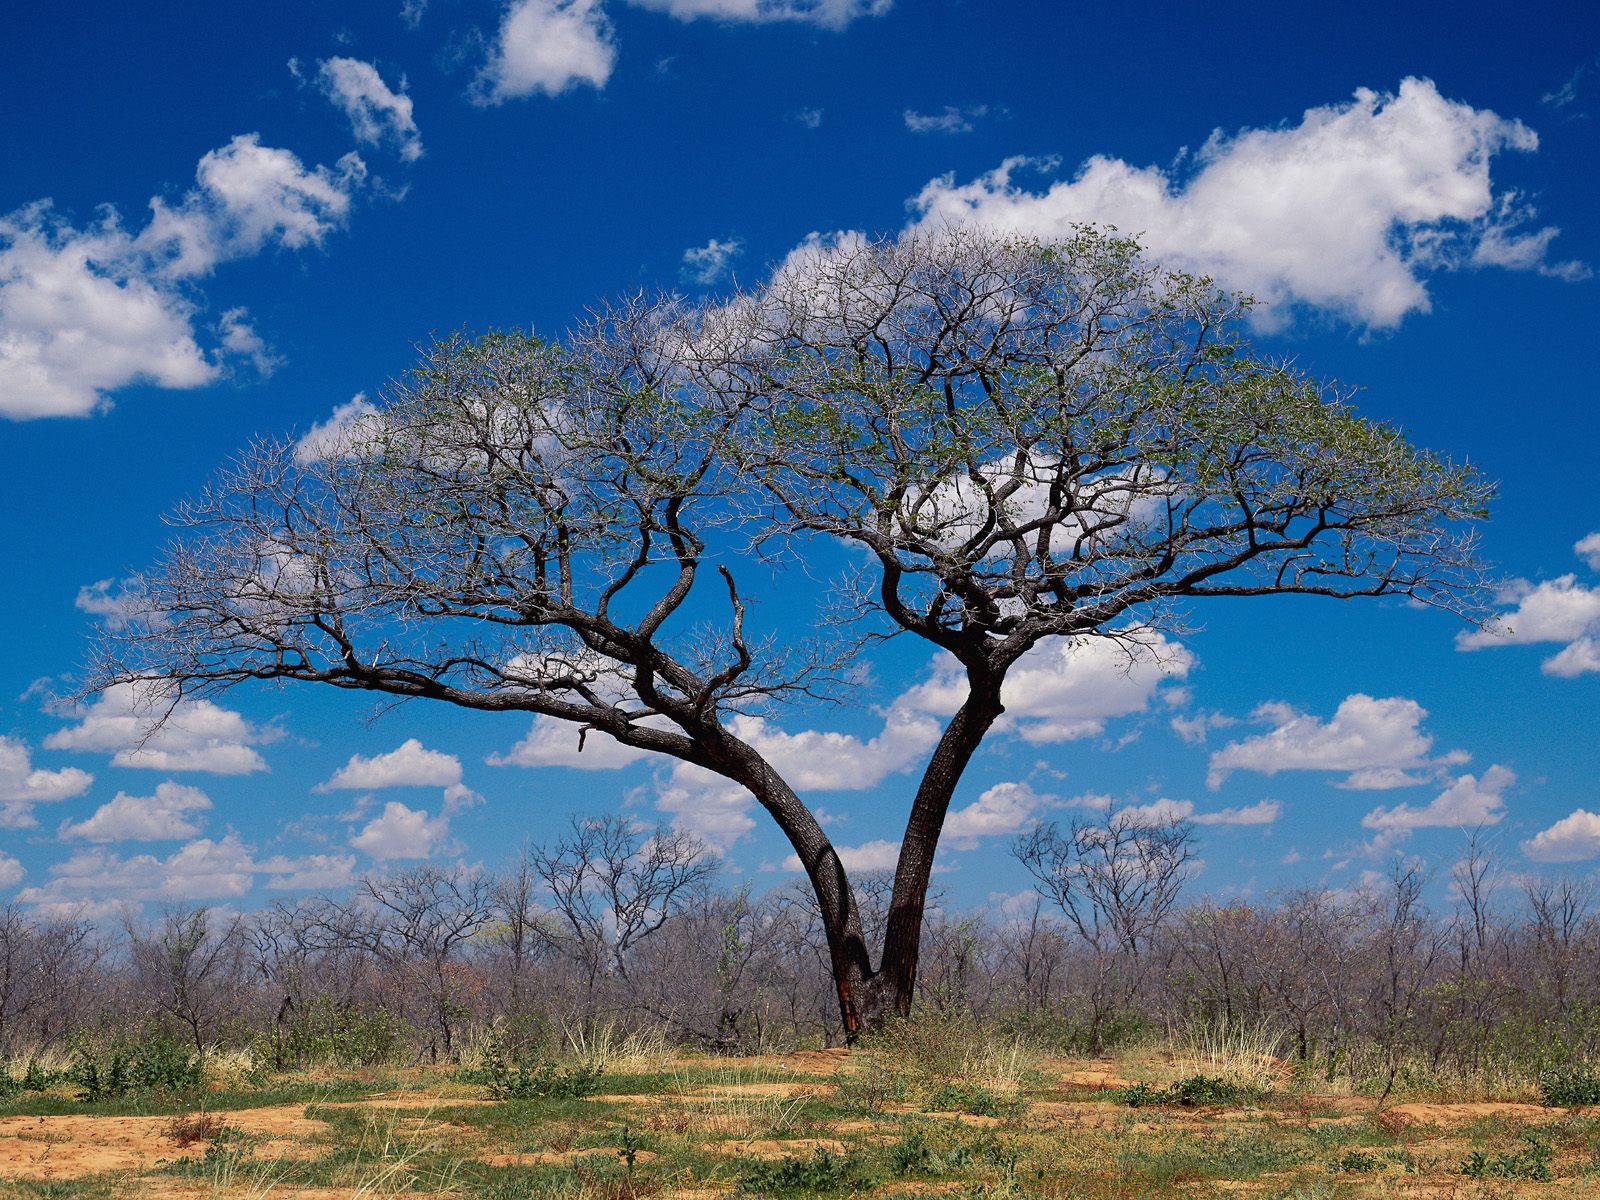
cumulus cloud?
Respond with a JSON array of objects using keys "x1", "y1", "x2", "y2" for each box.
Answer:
[
  {"x1": 293, "y1": 394, "x2": 383, "y2": 464},
  {"x1": 628, "y1": 0, "x2": 888, "y2": 26},
  {"x1": 475, "y1": 0, "x2": 885, "y2": 103},
  {"x1": 0, "y1": 853, "x2": 23, "y2": 889},
  {"x1": 0, "y1": 735, "x2": 94, "y2": 828},
  {"x1": 907, "y1": 78, "x2": 1582, "y2": 329},
  {"x1": 903, "y1": 105, "x2": 987, "y2": 135},
  {"x1": 1206, "y1": 694, "x2": 1465, "y2": 790},
  {"x1": 350, "y1": 800, "x2": 453, "y2": 859},
  {"x1": 58, "y1": 781, "x2": 213, "y2": 843},
  {"x1": 313, "y1": 57, "x2": 423, "y2": 162},
  {"x1": 781, "y1": 837, "x2": 900, "y2": 873},
  {"x1": 682, "y1": 237, "x2": 743, "y2": 285},
  {"x1": 908, "y1": 632, "x2": 1192, "y2": 743},
  {"x1": 1524, "y1": 809, "x2": 1600, "y2": 863},
  {"x1": 0, "y1": 135, "x2": 365, "y2": 419},
  {"x1": 1459, "y1": 536, "x2": 1600, "y2": 676},
  {"x1": 317, "y1": 738, "x2": 463, "y2": 791},
  {"x1": 1360, "y1": 765, "x2": 1514, "y2": 833},
  {"x1": 1100, "y1": 796, "x2": 1280, "y2": 827},
  {"x1": 46, "y1": 682, "x2": 272, "y2": 775},
  {"x1": 215, "y1": 307, "x2": 281, "y2": 377},
  {"x1": 15, "y1": 834, "x2": 342, "y2": 908},
  {"x1": 1577, "y1": 533, "x2": 1600, "y2": 572},
  {"x1": 944, "y1": 780, "x2": 1052, "y2": 848},
  {"x1": 475, "y1": 0, "x2": 616, "y2": 101},
  {"x1": 491, "y1": 717, "x2": 657, "y2": 770}
]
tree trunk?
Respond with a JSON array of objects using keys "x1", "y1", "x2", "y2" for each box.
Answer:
[{"x1": 701, "y1": 678, "x2": 1004, "y2": 1039}]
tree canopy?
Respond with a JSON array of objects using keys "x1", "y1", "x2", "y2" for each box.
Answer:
[{"x1": 93, "y1": 226, "x2": 1491, "y2": 1033}]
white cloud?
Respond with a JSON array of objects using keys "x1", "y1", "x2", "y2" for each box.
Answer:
[
  {"x1": 908, "y1": 632, "x2": 1192, "y2": 743},
  {"x1": 317, "y1": 738, "x2": 463, "y2": 791},
  {"x1": 58, "y1": 780, "x2": 213, "y2": 842},
  {"x1": 903, "y1": 105, "x2": 987, "y2": 135},
  {"x1": 1361, "y1": 765, "x2": 1515, "y2": 833},
  {"x1": 793, "y1": 107, "x2": 824, "y2": 129},
  {"x1": 13, "y1": 837, "x2": 351, "y2": 904},
  {"x1": 1193, "y1": 799, "x2": 1281, "y2": 826},
  {"x1": 0, "y1": 136, "x2": 365, "y2": 419},
  {"x1": 46, "y1": 681, "x2": 272, "y2": 775},
  {"x1": 907, "y1": 78, "x2": 1582, "y2": 329},
  {"x1": 781, "y1": 837, "x2": 900, "y2": 873},
  {"x1": 682, "y1": 237, "x2": 743, "y2": 285},
  {"x1": 0, "y1": 735, "x2": 94, "y2": 829},
  {"x1": 1524, "y1": 809, "x2": 1600, "y2": 863},
  {"x1": 350, "y1": 800, "x2": 453, "y2": 859},
  {"x1": 314, "y1": 57, "x2": 424, "y2": 162},
  {"x1": 18, "y1": 835, "x2": 257, "y2": 905},
  {"x1": 1576, "y1": 532, "x2": 1600, "y2": 572},
  {"x1": 215, "y1": 307, "x2": 281, "y2": 377},
  {"x1": 1170, "y1": 710, "x2": 1236, "y2": 747},
  {"x1": 260, "y1": 852, "x2": 357, "y2": 890},
  {"x1": 1459, "y1": 550, "x2": 1600, "y2": 676},
  {"x1": 293, "y1": 393, "x2": 383, "y2": 464},
  {"x1": 626, "y1": 0, "x2": 889, "y2": 28},
  {"x1": 475, "y1": 0, "x2": 616, "y2": 101},
  {"x1": 491, "y1": 716, "x2": 657, "y2": 770},
  {"x1": 1459, "y1": 575, "x2": 1600, "y2": 648},
  {"x1": 944, "y1": 780, "x2": 1051, "y2": 847},
  {"x1": 1206, "y1": 694, "x2": 1463, "y2": 789},
  {"x1": 725, "y1": 707, "x2": 940, "y2": 791},
  {"x1": 653, "y1": 763, "x2": 757, "y2": 848},
  {"x1": 0, "y1": 853, "x2": 23, "y2": 889}
]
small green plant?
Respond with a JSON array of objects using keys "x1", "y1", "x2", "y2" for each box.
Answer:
[
  {"x1": 1539, "y1": 1064, "x2": 1600, "y2": 1107},
  {"x1": 461, "y1": 1037, "x2": 603, "y2": 1101},
  {"x1": 829, "y1": 1069, "x2": 907, "y2": 1112},
  {"x1": 616, "y1": 1123, "x2": 643, "y2": 1174},
  {"x1": 1328, "y1": 1148, "x2": 1385, "y2": 1174},
  {"x1": 888, "y1": 1129, "x2": 975, "y2": 1177},
  {"x1": 1117, "y1": 1074, "x2": 1264, "y2": 1108},
  {"x1": 68, "y1": 1031, "x2": 203, "y2": 1102},
  {"x1": 1459, "y1": 1133, "x2": 1554, "y2": 1181},
  {"x1": 737, "y1": 1147, "x2": 873, "y2": 1195},
  {"x1": 926, "y1": 1081, "x2": 1011, "y2": 1117}
]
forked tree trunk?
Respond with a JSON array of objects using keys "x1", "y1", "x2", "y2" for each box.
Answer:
[
  {"x1": 823, "y1": 684, "x2": 1007, "y2": 1038},
  {"x1": 703, "y1": 676, "x2": 1005, "y2": 1039}
]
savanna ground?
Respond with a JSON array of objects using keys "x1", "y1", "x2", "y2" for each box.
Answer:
[{"x1": 5, "y1": 1019, "x2": 1600, "y2": 1200}]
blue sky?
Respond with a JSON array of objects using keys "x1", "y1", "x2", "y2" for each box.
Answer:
[{"x1": 1, "y1": 1, "x2": 1597, "y2": 919}]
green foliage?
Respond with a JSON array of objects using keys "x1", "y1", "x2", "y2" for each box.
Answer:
[
  {"x1": 1459, "y1": 1133, "x2": 1553, "y2": 1181},
  {"x1": 996, "y1": 1007, "x2": 1150, "y2": 1055},
  {"x1": 736, "y1": 1147, "x2": 873, "y2": 1195},
  {"x1": 68, "y1": 1030, "x2": 203, "y2": 1102},
  {"x1": 460, "y1": 1038, "x2": 603, "y2": 1101},
  {"x1": 828, "y1": 1069, "x2": 907, "y2": 1112},
  {"x1": 1327, "y1": 1149, "x2": 1384, "y2": 1174},
  {"x1": 926, "y1": 1081, "x2": 1011, "y2": 1117},
  {"x1": 1540, "y1": 1064, "x2": 1600, "y2": 1107},
  {"x1": 1117, "y1": 1074, "x2": 1265, "y2": 1108},
  {"x1": 888, "y1": 1129, "x2": 975, "y2": 1177},
  {"x1": 0, "y1": 1059, "x2": 67, "y2": 1098},
  {"x1": 264, "y1": 996, "x2": 407, "y2": 1068}
]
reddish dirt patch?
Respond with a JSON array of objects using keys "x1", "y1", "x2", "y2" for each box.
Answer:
[
  {"x1": 1059, "y1": 1069, "x2": 1136, "y2": 1089},
  {"x1": 1385, "y1": 1101, "x2": 1551, "y2": 1126},
  {"x1": 0, "y1": 1105, "x2": 327, "y2": 1180}
]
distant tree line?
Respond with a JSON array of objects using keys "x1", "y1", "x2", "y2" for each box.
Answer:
[{"x1": 3, "y1": 816, "x2": 1596, "y2": 1084}]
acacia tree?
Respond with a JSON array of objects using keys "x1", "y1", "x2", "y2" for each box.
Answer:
[{"x1": 91, "y1": 227, "x2": 1489, "y2": 1035}]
